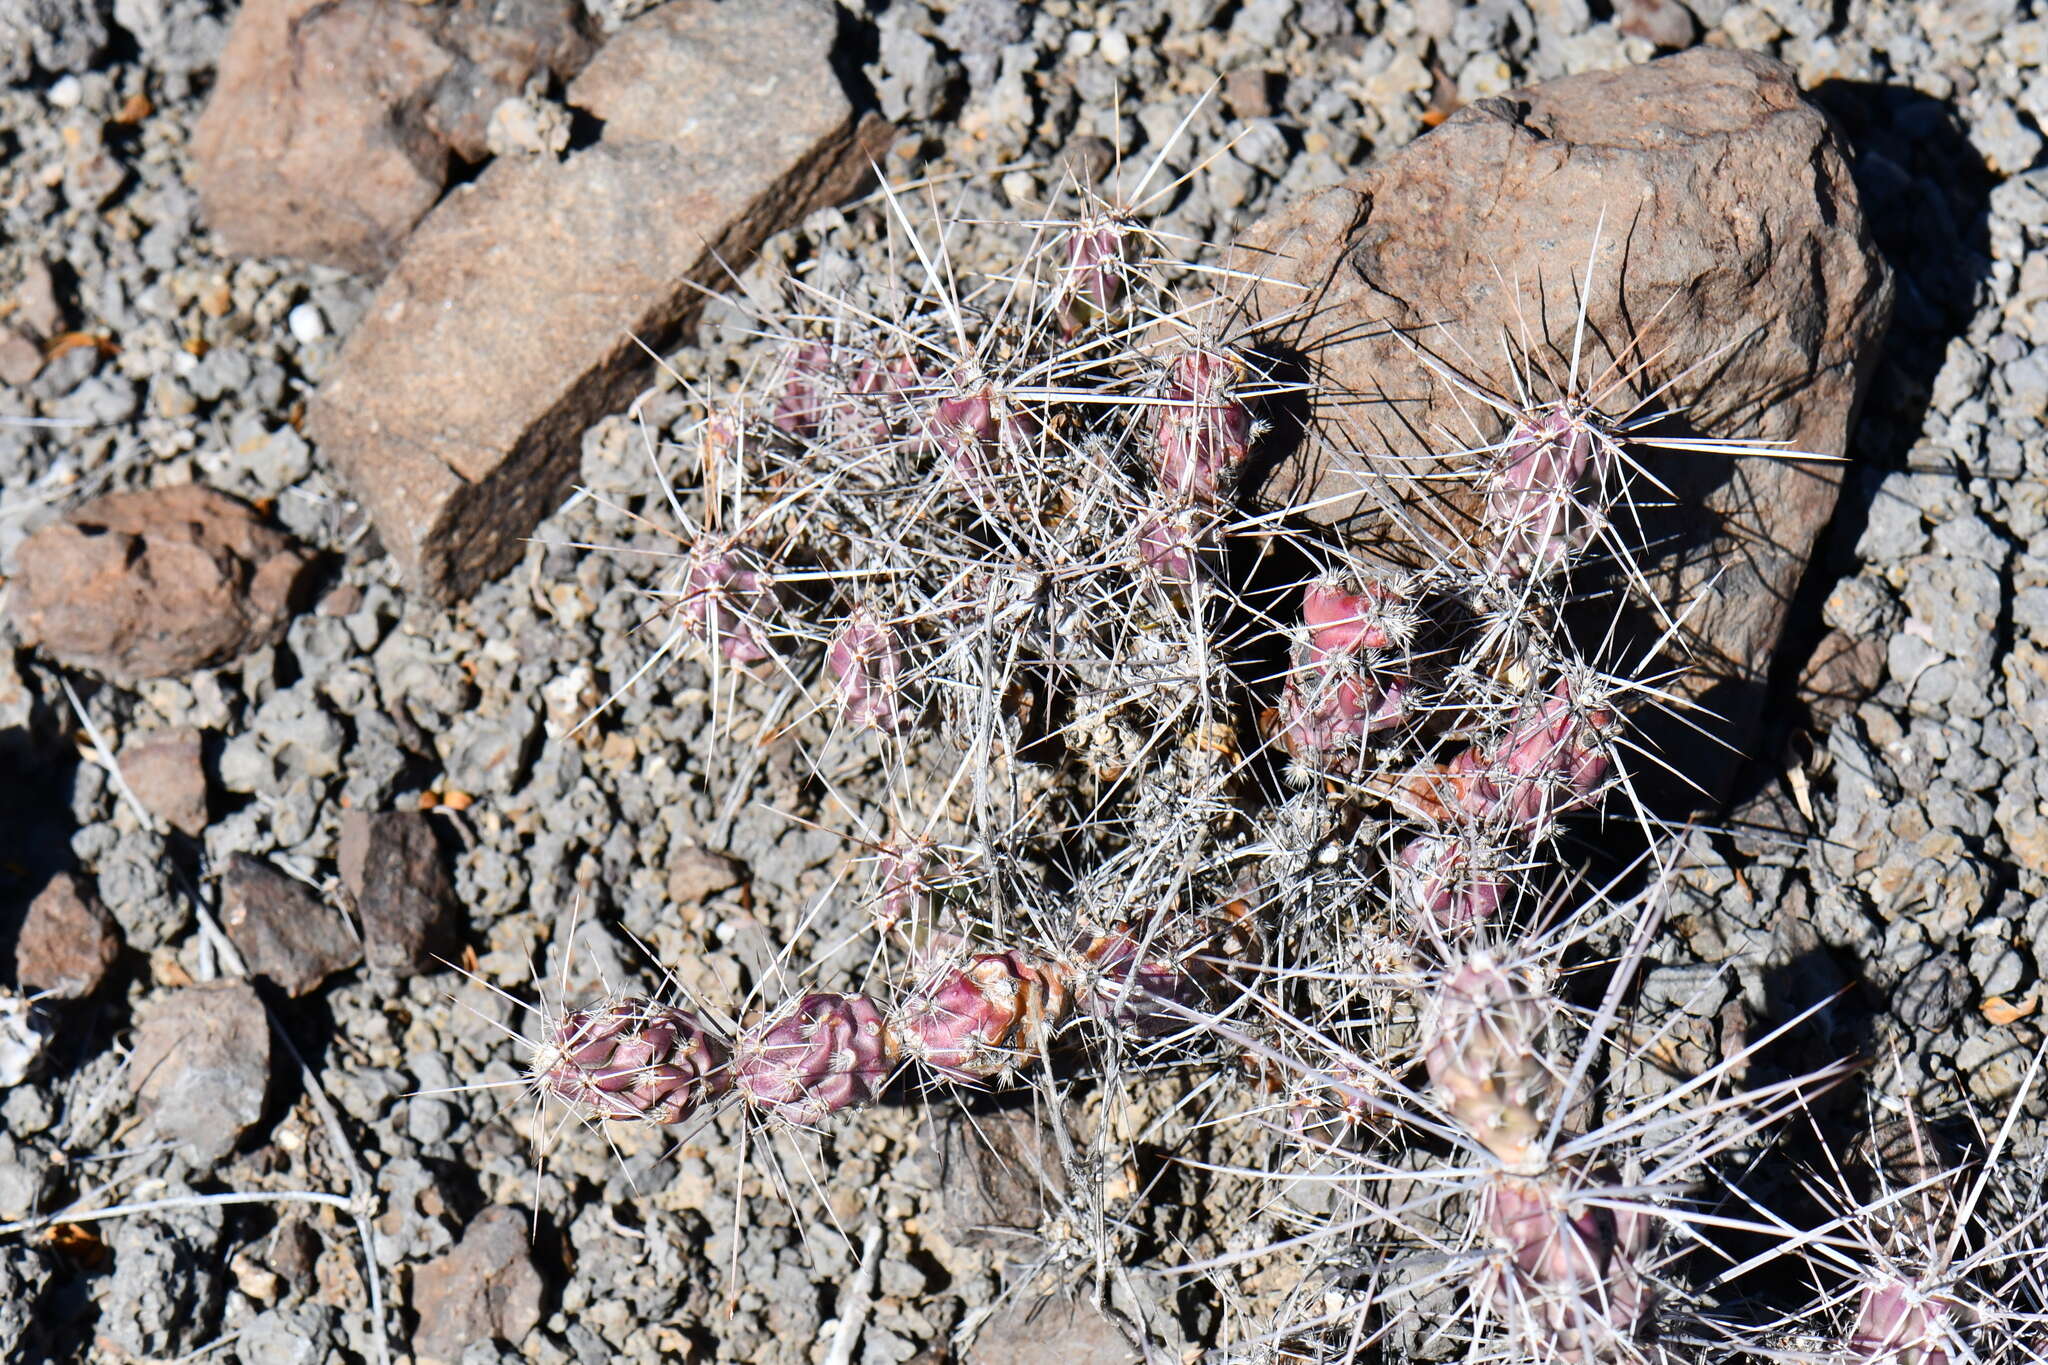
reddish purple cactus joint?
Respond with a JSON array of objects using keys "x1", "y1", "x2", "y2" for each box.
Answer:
[
  {"x1": 928, "y1": 373, "x2": 1040, "y2": 484},
  {"x1": 734, "y1": 991, "x2": 898, "y2": 1127},
  {"x1": 1423, "y1": 956, "x2": 1553, "y2": 1165},
  {"x1": 534, "y1": 997, "x2": 731, "y2": 1126},
  {"x1": 676, "y1": 541, "x2": 779, "y2": 664},
  {"x1": 896, "y1": 951, "x2": 1069, "y2": 1083},
  {"x1": 1398, "y1": 832, "x2": 1509, "y2": 934},
  {"x1": 1483, "y1": 1168, "x2": 1652, "y2": 1360},
  {"x1": 1056, "y1": 217, "x2": 1129, "y2": 336},
  {"x1": 1848, "y1": 1281, "x2": 1961, "y2": 1365},
  {"x1": 1486, "y1": 407, "x2": 1615, "y2": 578},
  {"x1": 1152, "y1": 347, "x2": 1253, "y2": 506},
  {"x1": 1278, "y1": 575, "x2": 1419, "y2": 777},
  {"x1": 827, "y1": 609, "x2": 915, "y2": 734}
]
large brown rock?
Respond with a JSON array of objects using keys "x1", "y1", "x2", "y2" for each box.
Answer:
[
  {"x1": 8, "y1": 485, "x2": 312, "y2": 684},
  {"x1": 306, "y1": 0, "x2": 890, "y2": 601},
  {"x1": 1230, "y1": 49, "x2": 1892, "y2": 809},
  {"x1": 190, "y1": 0, "x2": 594, "y2": 274}
]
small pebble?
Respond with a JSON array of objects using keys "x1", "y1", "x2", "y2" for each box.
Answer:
[{"x1": 286, "y1": 301, "x2": 327, "y2": 344}]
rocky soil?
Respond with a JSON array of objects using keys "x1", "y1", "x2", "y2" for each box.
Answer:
[{"x1": 1, "y1": 0, "x2": 2045, "y2": 1363}]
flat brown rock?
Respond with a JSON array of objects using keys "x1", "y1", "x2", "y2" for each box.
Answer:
[
  {"x1": 306, "y1": 0, "x2": 889, "y2": 601},
  {"x1": 190, "y1": 0, "x2": 594, "y2": 274},
  {"x1": 1230, "y1": 49, "x2": 1893, "y2": 809},
  {"x1": 14, "y1": 872, "x2": 121, "y2": 1000},
  {"x1": 8, "y1": 485, "x2": 311, "y2": 685}
]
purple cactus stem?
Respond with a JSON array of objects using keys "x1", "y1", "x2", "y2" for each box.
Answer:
[
  {"x1": 1300, "y1": 576, "x2": 1413, "y2": 662},
  {"x1": 1056, "y1": 217, "x2": 1128, "y2": 335},
  {"x1": 872, "y1": 836, "x2": 940, "y2": 934},
  {"x1": 535, "y1": 996, "x2": 732, "y2": 1126},
  {"x1": 896, "y1": 951, "x2": 1070, "y2": 1082},
  {"x1": 772, "y1": 340, "x2": 837, "y2": 439},
  {"x1": 1397, "y1": 678, "x2": 1617, "y2": 835},
  {"x1": 1277, "y1": 658, "x2": 1412, "y2": 778},
  {"x1": 1398, "y1": 832, "x2": 1509, "y2": 933},
  {"x1": 927, "y1": 373, "x2": 1040, "y2": 483},
  {"x1": 1135, "y1": 507, "x2": 1205, "y2": 585},
  {"x1": 734, "y1": 991, "x2": 898, "y2": 1127},
  {"x1": 1076, "y1": 925, "x2": 1202, "y2": 1036},
  {"x1": 1485, "y1": 407, "x2": 1613, "y2": 578},
  {"x1": 1490, "y1": 678, "x2": 1618, "y2": 832},
  {"x1": 676, "y1": 541, "x2": 779, "y2": 664},
  {"x1": 1423, "y1": 955, "x2": 1552, "y2": 1164},
  {"x1": 1483, "y1": 1168, "x2": 1652, "y2": 1359},
  {"x1": 1151, "y1": 347, "x2": 1253, "y2": 506},
  {"x1": 827, "y1": 608, "x2": 914, "y2": 734},
  {"x1": 1848, "y1": 1280, "x2": 1960, "y2": 1365}
]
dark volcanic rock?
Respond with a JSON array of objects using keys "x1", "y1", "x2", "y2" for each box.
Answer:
[
  {"x1": 8, "y1": 485, "x2": 311, "y2": 685},
  {"x1": 1231, "y1": 49, "x2": 1893, "y2": 808},
  {"x1": 338, "y1": 810, "x2": 459, "y2": 974},
  {"x1": 305, "y1": 0, "x2": 890, "y2": 600},
  {"x1": 220, "y1": 854, "x2": 363, "y2": 997}
]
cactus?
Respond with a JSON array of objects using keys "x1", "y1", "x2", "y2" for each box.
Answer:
[
  {"x1": 531, "y1": 996, "x2": 730, "y2": 1126},
  {"x1": 1423, "y1": 954, "x2": 1554, "y2": 1165},
  {"x1": 524, "y1": 162, "x2": 1932, "y2": 1365},
  {"x1": 733, "y1": 991, "x2": 897, "y2": 1127}
]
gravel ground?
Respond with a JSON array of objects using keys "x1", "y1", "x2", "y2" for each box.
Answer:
[{"x1": 2, "y1": 1, "x2": 2046, "y2": 1362}]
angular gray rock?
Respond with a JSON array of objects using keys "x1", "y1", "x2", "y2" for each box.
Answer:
[
  {"x1": 306, "y1": 0, "x2": 891, "y2": 600},
  {"x1": 127, "y1": 980, "x2": 272, "y2": 1165},
  {"x1": 1232, "y1": 49, "x2": 1893, "y2": 808}
]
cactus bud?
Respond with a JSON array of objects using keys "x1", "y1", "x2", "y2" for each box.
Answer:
[
  {"x1": 1398, "y1": 832, "x2": 1509, "y2": 933},
  {"x1": 1055, "y1": 216, "x2": 1129, "y2": 336},
  {"x1": 1848, "y1": 1280, "x2": 1963, "y2": 1365},
  {"x1": 1483, "y1": 1167, "x2": 1652, "y2": 1359},
  {"x1": 772, "y1": 341, "x2": 837, "y2": 439},
  {"x1": 676, "y1": 541, "x2": 779, "y2": 664},
  {"x1": 734, "y1": 992, "x2": 898, "y2": 1127},
  {"x1": 826, "y1": 608, "x2": 914, "y2": 734},
  {"x1": 1485, "y1": 407, "x2": 1613, "y2": 578},
  {"x1": 1152, "y1": 347, "x2": 1253, "y2": 506},
  {"x1": 895, "y1": 951, "x2": 1071, "y2": 1083},
  {"x1": 533, "y1": 996, "x2": 732, "y2": 1126},
  {"x1": 1423, "y1": 956, "x2": 1553, "y2": 1164}
]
